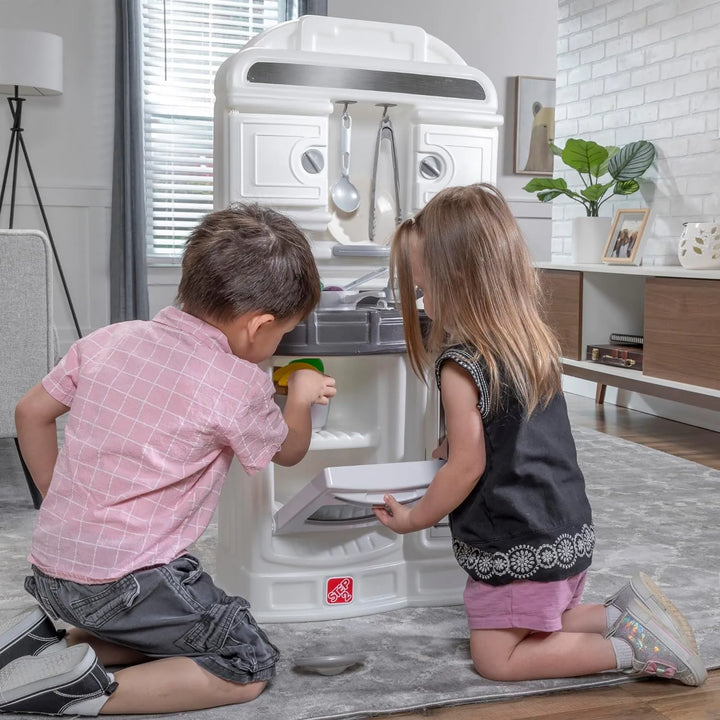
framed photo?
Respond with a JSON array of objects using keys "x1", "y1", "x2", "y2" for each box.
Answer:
[
  {"x1": 602, "y1": 209, "x2": 651, "y2": 265},
  {"x1": 514, "y1": 76, "x2": 556, "y2": 175}
]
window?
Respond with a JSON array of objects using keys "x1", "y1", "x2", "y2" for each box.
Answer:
[{"x1": 141, "y1": 0, "x2": 298, "y2": 259}]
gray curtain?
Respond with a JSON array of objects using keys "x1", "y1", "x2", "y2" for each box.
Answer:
[
  {"x1": 299, "y1": 0, "x2": 327, "y2": 15},
  {"x1": 108, "y1": 0, "x2": 323, "y2": 325},
  {"x1": 110, "y1": 0, "x2": 149, "y2": 323}
]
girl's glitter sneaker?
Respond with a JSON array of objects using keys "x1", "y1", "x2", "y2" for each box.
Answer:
[
  {"x1": 607, "y1": 597, "x2": 707, "y2": 686},
  {"x1": 604, "y1": 572, "x2": 698, "y2": 653}
]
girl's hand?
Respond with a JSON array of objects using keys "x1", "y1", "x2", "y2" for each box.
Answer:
[
  {"x1": 376, "y1": 361, "x2": 487, "y2": 531},
  {"x1": 286, "y1": 368, "x2": 337, "y2": 406},
  {"x1": 372, "y1": 494, "x2": 417, "y2": 534}
]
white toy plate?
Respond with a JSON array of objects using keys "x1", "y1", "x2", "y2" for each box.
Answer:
[{"x1": 294, "y1": 652, "x2": 367, "y2": 676}]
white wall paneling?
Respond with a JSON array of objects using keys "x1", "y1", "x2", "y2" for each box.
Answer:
[
  {"x1": 507, "y1": 196, "x2": 553, "y2": 261},
  {"x1": 147, "y1": 264, "x2": 182, "y2": 320}
]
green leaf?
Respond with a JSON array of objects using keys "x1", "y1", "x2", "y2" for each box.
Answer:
[
  {"x1": 608, "y1": 140, "x2": 656, "y2": 181},
  {"x1": 522, "y1": 177, "x2": 568, "y2": 192},
  {"x1": 598, "y1": 146, "x2": 619, "y2": 177},
  {"x1": 581, "y1": 182, "x2": 614, "y2": 202},
  {"x1": 549, "y1": 143, "x2": 563, "y2": 156},
  {"x1": 614, "y1": 179, "x2": 640, "y2": 195},
  {"x1": 561, "y1": 139, "x2": 608, "y2": 175},
  {"x1": 536, "y1": 190, "x2": 565, "y2": 202}
]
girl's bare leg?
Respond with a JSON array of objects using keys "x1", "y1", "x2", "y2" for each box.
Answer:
[
  {"x1": 470, "y1": 604, "x2": 616, "y2": 682},
  {"x1": 560, "y1": 603, "x2": 608, "y2": 634}
]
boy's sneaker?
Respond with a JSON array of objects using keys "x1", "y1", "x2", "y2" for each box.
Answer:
[
  {"x1": 0, "y1": 643, "x2": 117, "y2": 716},
  {"x1": 605, "y1": 572, "x2": 698, "y2": 653},
  {"x1": 608, "y1": 597, "x2": 707, "y2": 686},
  {"x1": 0, "y1": 606, "x2": 66, "y2": 668}
]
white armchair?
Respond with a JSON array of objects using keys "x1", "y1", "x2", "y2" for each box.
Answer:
[{"x1": 0, "y1": 229, "x2": 56, "y2": 508}]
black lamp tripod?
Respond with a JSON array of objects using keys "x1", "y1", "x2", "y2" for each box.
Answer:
[{"x1": 0, "y1": 86, "x2": 82, "y2": 338}]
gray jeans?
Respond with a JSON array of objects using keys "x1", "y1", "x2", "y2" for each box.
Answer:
[{"x1": 25, "y1": 554, "x2": 278, "y2": 683}]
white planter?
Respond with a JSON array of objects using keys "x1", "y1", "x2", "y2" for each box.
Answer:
[{"x1": 571, "y1": 216, "x2": 612, "y2": 264}]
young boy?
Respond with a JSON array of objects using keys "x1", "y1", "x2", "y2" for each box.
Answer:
[{"x1": 0, "y1": 204, "x2": 336, "y2": 715}]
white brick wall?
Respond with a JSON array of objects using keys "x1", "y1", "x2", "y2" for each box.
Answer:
[{"x1": 551, "y1": 0, "x2": 720, "y2": 264}]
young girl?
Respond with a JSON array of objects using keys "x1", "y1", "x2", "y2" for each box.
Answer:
[{"x1": 373, "y1": 183, "x2": 705, "y2": 687}]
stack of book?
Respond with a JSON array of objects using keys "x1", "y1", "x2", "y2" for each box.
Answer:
[
  {"x1": 608, "y1": 332, "x2": 643, "y2": 347},
  {"x1": 586, "y1": 333, "x2": 644, "y2": 370}
]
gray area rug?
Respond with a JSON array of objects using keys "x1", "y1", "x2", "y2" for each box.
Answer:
[{"x1": 1, "y1": 426, "x2": 718, "y2": 719}]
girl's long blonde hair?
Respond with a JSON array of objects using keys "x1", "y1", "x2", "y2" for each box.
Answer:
[{"x1": 391, "y1": 183, "x2": 562, "y2": 417}]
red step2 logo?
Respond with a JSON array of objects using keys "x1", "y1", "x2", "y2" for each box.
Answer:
[{"x1": 326, "y1": 576, "x2": 354, "y2": 604}]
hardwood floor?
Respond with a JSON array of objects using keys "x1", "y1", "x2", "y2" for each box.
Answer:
[
  {"x1": 376, "y1": 392, "x2": 720, "y2": 720},
  {"x1": 383, "y1": 674, "x2": 720, "y2": 720},
  {"x1": 564, "y1": 392, "x2": 720, "y2": 471}
]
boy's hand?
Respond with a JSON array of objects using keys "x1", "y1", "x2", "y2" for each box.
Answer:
[
  {"x1": 286, "y1": 368, "x2": 336, "y2": 406},
  {"x1": 273, "y1": 369, "x2": 336, "y2": 467}
]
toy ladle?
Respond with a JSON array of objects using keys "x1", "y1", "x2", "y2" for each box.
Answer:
[{"x1": 330, "y1": 102, "x2": 360, "y2": 213}]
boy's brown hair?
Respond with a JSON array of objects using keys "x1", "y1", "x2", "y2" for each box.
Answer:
[{"x1": 177, "y1": 203, "x2": 320, "y2": 323}]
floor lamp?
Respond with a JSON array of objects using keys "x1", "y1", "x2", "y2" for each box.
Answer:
[{"x1": 0, "y1": 28, "x2": 81, "y2": 338}]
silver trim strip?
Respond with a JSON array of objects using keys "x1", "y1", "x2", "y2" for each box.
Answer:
[{"x1": 247, "y1": 62, "x2": 487, "y2": 101}]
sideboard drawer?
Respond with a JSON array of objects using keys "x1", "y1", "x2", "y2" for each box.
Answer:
[
  {"x1": 644, "y1": 277, "x2": 720, "y2": 390},
  {"x1": 538, "y1": 269, "x2": 583, "y2": 360}
]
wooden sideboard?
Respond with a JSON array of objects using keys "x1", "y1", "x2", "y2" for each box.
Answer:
[{"x1": 536, "y1": 263, "x2": 720, "y2": 411}]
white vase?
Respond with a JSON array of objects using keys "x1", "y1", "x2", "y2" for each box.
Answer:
[
  {"x1": 678, "y1": 222, "x2": 720, "y2": 270},
  {"x1": 571, "y1": 216, "x2": 612, "y2": 264}
]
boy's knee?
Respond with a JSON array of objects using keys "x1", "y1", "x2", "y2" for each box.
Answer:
[
  {"x1": 232, "y1": 679, "x2": 266, "y2": 703},
  {"x1": 203, "y1": 674, "x2": 268, "y2": 706}
]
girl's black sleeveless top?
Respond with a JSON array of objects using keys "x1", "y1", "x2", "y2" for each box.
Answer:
[{"x1": 435, "y1": 345, "x2": 594, "y2": 586}]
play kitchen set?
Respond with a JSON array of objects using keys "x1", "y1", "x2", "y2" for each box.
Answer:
[{"x1": 213, "y1": 16, "x2": 502, "y2": 622}]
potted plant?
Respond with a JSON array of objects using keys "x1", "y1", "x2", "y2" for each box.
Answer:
[{"x1": 523, "y1": 138, "x2": 656, "y2": 262}]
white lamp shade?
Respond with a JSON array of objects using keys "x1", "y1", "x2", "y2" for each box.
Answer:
[{"x1": 0, "y1": 28, "x2": 63, "y2": 96}]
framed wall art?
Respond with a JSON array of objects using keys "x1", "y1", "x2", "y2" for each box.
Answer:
[
  {"x1": 602, "y1": 209, "x2": 651, "y2": 265},
  {"x1": 514, "y1": 75, "x2": 556, "y2": 176}
]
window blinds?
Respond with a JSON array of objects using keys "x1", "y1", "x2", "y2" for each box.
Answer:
[{"x1": 142, "y1": 0, "x2": 295, "y2": 258}]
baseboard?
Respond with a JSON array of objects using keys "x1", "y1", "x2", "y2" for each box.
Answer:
[{"x1": 562, "y1": 376, "x2": 720, "y2": 433}]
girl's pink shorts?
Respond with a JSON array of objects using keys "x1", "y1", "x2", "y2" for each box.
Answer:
[{"x1": 463, "y1": 571, "x2": 588, "y2": 632}]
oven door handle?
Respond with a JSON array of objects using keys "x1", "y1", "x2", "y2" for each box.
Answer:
[{"x1": 333, "y1": 490, "x2": 425, "y2": 507}]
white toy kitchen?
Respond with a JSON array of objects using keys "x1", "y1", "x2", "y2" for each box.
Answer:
[{"x1": 213, "y1": 15, "x2": 502, "y2": 622}]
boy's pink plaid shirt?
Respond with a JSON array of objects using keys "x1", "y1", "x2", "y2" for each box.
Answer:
[{"x1": 29, "y1": 307, "x2": 287, "y2": 584}]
